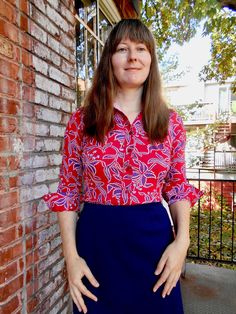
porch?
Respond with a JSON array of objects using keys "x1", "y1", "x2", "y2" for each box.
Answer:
[
  {"x1": 181, "y1": 263, "x2": 236, "y2": 314},
  {"x1": 182, "y1": 171, "x2": 236, "y2": 313}
]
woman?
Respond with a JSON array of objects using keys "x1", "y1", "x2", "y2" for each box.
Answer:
[{"x1": 44, "y1": 19, "x2": 202, "y2": 314}]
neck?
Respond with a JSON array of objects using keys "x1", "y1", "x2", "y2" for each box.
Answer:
[{"x1": 114, "y1": 87, "x2": 143, "y2": 113}]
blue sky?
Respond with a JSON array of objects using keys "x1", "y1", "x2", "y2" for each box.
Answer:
[{"x1": 166, "y1": 24, "x2": 212, "y2": 82}]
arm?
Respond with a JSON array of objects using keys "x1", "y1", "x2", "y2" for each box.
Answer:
[
  {"x1": 43, "y1": 111, "x2": 99, "y2": 314},
  {"x1": 153, "y1": 201, "x2": 190, "y2": 298},
  {"x1": 58, "y1": 212, "x2": 99, "y2": 314},
  {"x1": 170, "y1": 200, "x2": 190, "y2": 247},
  {"x1": 57, "y1": 211, "x2": 78, "y2": 262},
  {"x1": 153, "y1": 112, "x2": 202, "y2": 297}
]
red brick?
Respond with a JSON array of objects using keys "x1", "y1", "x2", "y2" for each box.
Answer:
[
  {"x1": 15, "y1": 46, "x2": 21, "y2": 62},
  {"x1": 25, "y1": 252, "x2": 33, "y2": 268},
  {"x1": 0, "y1": 226, "x2": 17, "y2": 246},
  {"x1": 0, "y1": 77, "x2": 18, "y2": 97},
  {"x1": 0, "y1": 260, "x2": 18, "y2": 284},
  {"x1": 0, "y1": 295, "x2": 20, "y2": 314},
  {"x1": 6, "y1": 0, "x2": 16, "y2": 5},
  {"x1": 26, "y1": 281, "x2": 35, "y2": 299},
  {"x1": 0, "y1": 36, "x2": 14, "y2": 59},
  {"x1": 26, "y1": 235, "x2": 33, "y2": 251},
  {"x1": 0, "y1": 0, "x2": 17, "y2": 24},
  {"x1": 0, "y1": 156, "x2": 7, "y2": 170},
  {"x1": 0, "y1": 241, "x2": 23, "y2": 266},
  {"x1": 20, "y1": 0, "x2": 29, "y2": 15},
  {"x1": 0, "y1": 207, "x2": 19, "y2": 228},
  {"x1": 9, "y1": 176, "x2": 18, "y2": 188},
  {"x1": 0, "y1": 57, "x2": 20, "y2": 79},
  {"x1": 22, "y1": 67, "x2": 35, "y2": 85},
  {"x1": 0, "y1": 136, "x2": 10, "y2": 151},
  {"x1": 20, "y1": 13, "x2": 28, "y2": 32},
  {"x1": 26, "y1": 267, "x2": 33, "y2": 283},
  {"x1": 22, "y1": 50, "x2": 33, "y2": 67},
  {"x1": 23, "y1": 102, "x2": 35, "y2": 118},
  {"x1": 0, "y1": 274, "x2": 24, "y2": 302},
  {"x1": 0, "y1": 98, "x2": 20, "y2": 115},
  {"x1": 27, "y1": 297, "x2": 38, "y2": 313},
  {"x1": 8, "y1": 156, "x2": 20, "y2": 170},
  {"x1": 24, "y1": 216, "x2": 34, "y2": 235},
  {"x1": 0, "y1": 190, "x2": 18, "y2": 210},
  {"x1": 22, "y1": 85, "x2": 35, "y2": 102},
  {"x1": 18, "y1": 223, "x2": 23, "y2": 237},
  {"x1": 0, "y1": 117, "x2": 17, "y2": 133},
  {"x1": 21, "y1": 33, "x2": 32, "y2": 51},
  {"x1": 0, "y1": 175, "x2": 6, "y2": 191},
  {"x1": 0, "y1": 19, "x2": 18, "y2": 43}
]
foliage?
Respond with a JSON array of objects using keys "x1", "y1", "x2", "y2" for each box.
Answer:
[
  {"x1": 173, "y1": 103, "x2": 231, "y2": 166},
  {"x1": 141, "y1": 0, "x2": 236, "y2": 91},
  {"x1": 159, "y1": 54, "x2": 185, "y2": 82},
  {"x1": 188, "y1": 182, "x2": 236, "y2": 267},
  {"x1": 199, "y1": 8, "x2": 236, "y2": 92},
  {"x1": 174, "y1": 102, "x2": 207, "y2": 121},
  {"x1": 187, "y1": 111, "x2": 230, "y2": 149}
]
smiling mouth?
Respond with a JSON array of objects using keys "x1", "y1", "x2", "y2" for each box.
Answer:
[{"x1": 125, "y1": 68, "x2": 140, "y2": 71}]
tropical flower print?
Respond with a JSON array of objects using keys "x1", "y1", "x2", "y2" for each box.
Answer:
[{"x1": 43, "y1": 108, "x2": 202, "y2": 211}]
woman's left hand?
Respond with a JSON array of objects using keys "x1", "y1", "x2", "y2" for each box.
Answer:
[{"x1": 153, "y1": 239, "x2": 189, "y2": 298}]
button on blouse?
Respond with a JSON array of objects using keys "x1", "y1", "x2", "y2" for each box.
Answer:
[{"x1": 43, "y1": 108, "x2": 202, "y2": 211}]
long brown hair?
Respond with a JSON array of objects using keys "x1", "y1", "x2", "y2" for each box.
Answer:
[{"x1": 83, "y1": 19, "x2": 169, "y2": 143}]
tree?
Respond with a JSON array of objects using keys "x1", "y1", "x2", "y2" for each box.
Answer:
[{"x1": 141, "y1": 0, "x2": 236, "y2": 91}]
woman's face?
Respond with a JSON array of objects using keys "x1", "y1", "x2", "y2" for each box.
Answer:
[{"x1": 111, "y1": 38, "x2": 151, "y2": 90}]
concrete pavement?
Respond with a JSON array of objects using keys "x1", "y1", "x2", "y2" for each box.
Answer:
[{"x1": 181, "y1": 263, "x2": 236, "y2": 314}]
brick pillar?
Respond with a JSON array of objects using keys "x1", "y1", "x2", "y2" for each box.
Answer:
[{"x1": 0, "y1": 1, "x2": 76, "y2": 313}]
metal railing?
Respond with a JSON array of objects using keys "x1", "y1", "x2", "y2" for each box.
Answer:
[
  {"x1": 187, "y1": 169, "x2": 236, "y2": 265},
  {"x1": 186, "y1": 150, "x2": 236, "y2": 171}
]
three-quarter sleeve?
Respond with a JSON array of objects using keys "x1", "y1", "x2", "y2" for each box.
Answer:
[
  {"x1": 162, "y1": 112, "x2": 203, "y2": 207},
  {"x1": 43, "y1": 110, "x2": 84, "y2": 212}
]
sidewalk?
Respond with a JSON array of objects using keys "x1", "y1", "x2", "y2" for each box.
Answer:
[{"x1": 181, "y1": 263, "x2": 236, "y2": 314}]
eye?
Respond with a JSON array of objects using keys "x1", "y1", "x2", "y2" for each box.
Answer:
[
  {"x1": 116, "y1": 47, "x2": 128, "y2": 53},
  {"x1": 137, "y1": 46, "x2": 147, "y2": 52}
]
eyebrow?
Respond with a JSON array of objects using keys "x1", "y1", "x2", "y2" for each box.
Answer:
[{"x1": 118, "y1": 41, "x2": 146, "y2": 45}]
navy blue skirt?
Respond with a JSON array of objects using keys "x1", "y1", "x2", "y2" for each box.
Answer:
[{"x1": 73, "y1": 202, "x2": 184, "y2": 314}]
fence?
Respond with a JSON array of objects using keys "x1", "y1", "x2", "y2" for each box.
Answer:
[{"x1": 187, "y1": 169, "x2": 236, "y2": 265}]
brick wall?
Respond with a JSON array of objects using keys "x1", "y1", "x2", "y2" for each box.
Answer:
[{"x1": 0, "y1": 1, "x2": 76, "y2": 313}]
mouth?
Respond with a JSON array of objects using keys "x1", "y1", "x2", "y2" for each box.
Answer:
[{"x1": 125, "y1": 68, "x2": 141, "y2": 71}]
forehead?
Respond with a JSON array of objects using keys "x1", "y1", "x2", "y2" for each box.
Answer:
[{"x1": 117, "y1": 38, "x2": 147, "y2": 45}]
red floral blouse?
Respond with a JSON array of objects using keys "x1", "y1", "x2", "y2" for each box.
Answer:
[{"x1": 43, "y1": 108, "x2": 202, "y2": 211}]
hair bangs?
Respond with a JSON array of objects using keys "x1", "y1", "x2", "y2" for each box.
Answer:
[{"x1": 109, "y1": 19, "x2": 154, "y2": 54}]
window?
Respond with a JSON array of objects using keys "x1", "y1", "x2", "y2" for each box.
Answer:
[
  {"x1": 231, "y1": 90, "x2": 236, "y2": 113},
  {"x1": 75, "y1": 0, "x2": 119, "y2": 105},
  {"x1": 218, "y1": 87, "x2": 229, "y2": 114}
]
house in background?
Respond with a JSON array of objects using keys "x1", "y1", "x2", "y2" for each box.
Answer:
[{"x1": 164, "y1": 77, "x2": 236, "y2": 171}]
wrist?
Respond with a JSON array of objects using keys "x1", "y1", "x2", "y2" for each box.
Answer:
[
  {"x1": 174, "y1": 236, "x2": 190, "y2": 250},
  {"x1": 63, "y1": 247, "x2": 80, "y2": 262}
]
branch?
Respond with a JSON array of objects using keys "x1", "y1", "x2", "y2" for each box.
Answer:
[{"x1": 218, "y1": 0, "x2": 236, "y2": 11}]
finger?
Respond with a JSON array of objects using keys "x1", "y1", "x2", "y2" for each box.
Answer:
[
  {"x1": 162, "y1": 272, "x2": 177, "y2": 298},
  {"x1": 77, "y1": 292, "x2": 88, "y2": 314},
  {"x1": 153, "y1": 267, "x2": 170, "y2": 292},
  {"x1": 162, "y1": 274, "x2": 179, "y2": 297},
  {"x1": 78, "y1": 282, "x2": 98, "y2": 302},
  {"x1": 84, "y1": 266, "x2": 100, "y2": 288},
  {"x1": 70, "y1": 289, "x2": 82, "y2": 313},
  {"x1": 154, "y1": 255, "x2": 167, "y2": 276},
  {"x1": 70, "y1": 284, "x2": 88, "y2": 314}
]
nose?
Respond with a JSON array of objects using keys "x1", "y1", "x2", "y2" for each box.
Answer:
[{"x1": 128, "y1": 49, "x2": 137, "y2": 61}]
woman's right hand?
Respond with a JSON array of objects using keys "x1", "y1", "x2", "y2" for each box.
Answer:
[{"x1": 66, "y1": 255, "x2": 100, "y2": 313}]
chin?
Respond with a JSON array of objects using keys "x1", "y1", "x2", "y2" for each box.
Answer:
[{"x1": 121, "y1": 80, "x2": 145, "y2": 89}]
